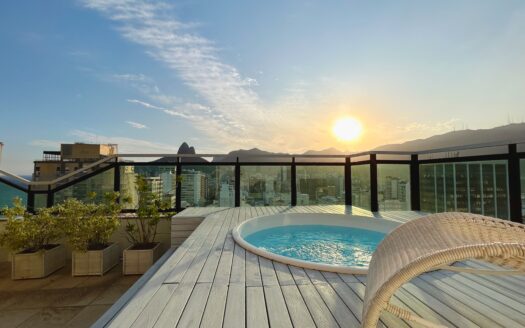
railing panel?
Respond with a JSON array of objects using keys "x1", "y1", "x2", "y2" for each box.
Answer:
[
  {"x1": 419, "y1": 161, "x2": 509, "y2": 220},
  {"x1": 34, "y1": 193, "x2": 48, "y2": 210},
  {"x1": 54, "y1": 168, "x2": 115, "y2": 205},
  {"x1": 520, "y1": 159, "x2": 525, "y2": 223},
  {"x1": 180, "y1": 165, "x2": 235, "y2": 208},
  {"x1": 120, "y1": 165, "x2": 176, "y2": 210},
  {"x1": 377, "y1": 164, "x2": 411, "y2": 211},
  {"x1": 240, "y1": 166, "x2": 291, "y2": 206},
  {"x1": 0, "y1": 180, "x2": 27, "y2": 208},
  {"x1": 295, "y1": 166, "x2": 344, "y2": 205},
  {"x1": 351, "y1": 164, "x2": 371, "y2": 210}
]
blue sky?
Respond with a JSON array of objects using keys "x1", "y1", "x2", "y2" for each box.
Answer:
[{"x1": 1, "y1": 0, "x2": 525, "y2": 174}]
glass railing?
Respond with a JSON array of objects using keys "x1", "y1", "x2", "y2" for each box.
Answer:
[
  {"x1": 1, "y1": 142, "x2": 523, "y2": 222},
  {"x1": 181, "y1": 165, "x2": 235, "y2": 208},
  {"x1": 296, "y1": 166, "x2": 344, "y2": 205},
  {"x1": 351, "y1": 164, "x2": 371, "y2": 211},
  {"x1": 419, "y1": 161, "x2": 509, "y2": 220},
  {"x1": 54, "y1": 168, "x2": 115, "y2": 204},
  {"x1": 34, "y1": 193, "x2": 48, "y2": 210},
  {"x1": 521, "y1": 159, "x2": 525, "y2": 219},
  {"x1": 377, "y1": 164, "x2": 411, "y2": 211},
  {"x1": 120, "y1": 165, "x2": 176, "y2": 210},
  {"x1": 240, "y1": 166, "x2": 291, "y2": 206}
]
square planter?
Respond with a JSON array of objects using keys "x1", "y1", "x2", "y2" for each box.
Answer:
[
  {"x1": 72, "y1": 243, "x2": 120, "y2": 276},
  {"x1": 123, "y1": 242, "x2": 162, "y2": 275},
  {"x1": 11, "y1": 244, "x2": 66, "y2": 280}
]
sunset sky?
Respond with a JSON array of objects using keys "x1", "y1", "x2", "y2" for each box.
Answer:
[{"x1": 1, "y1": 0, "x2": 525, "y2": 173}]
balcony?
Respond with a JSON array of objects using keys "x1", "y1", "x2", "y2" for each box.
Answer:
[
  {"x1": 1, "y1": 141, "x2": 524, "y2": 222},
  {"x1": 0, "y1": 141, "x2": 524, "y2": 327}
]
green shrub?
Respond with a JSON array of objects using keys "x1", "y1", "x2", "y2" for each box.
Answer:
[
  {"x1": 57, "y1": 192, "x2": 121, "y2": 251},
  {"x1": 123, "y1": 176, "x2": 173, "y2": 247},
  {"x1": 0, "y1": 198, "x2": 62, "y2": 253}
]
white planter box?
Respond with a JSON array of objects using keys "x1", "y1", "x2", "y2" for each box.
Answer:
[
  {"x1": 72, "y1": 243, "x2": 120, "y2": 276},
  {"x1": 11, "y1": 244, "x2": 66, "y2": 280},
  {"x1": 123, "y1": 242, "x2": 162, "y2": 275}
]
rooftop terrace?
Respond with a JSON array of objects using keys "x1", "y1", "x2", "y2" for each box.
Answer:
[
  {"x1": 96, "y1": 206, "x2": 525, "y2": 328},
  {"x1": 0, "y1": 141, "x2": 524, "y2": 327}
]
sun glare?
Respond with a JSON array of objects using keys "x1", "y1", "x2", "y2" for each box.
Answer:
[{"x1": 332, "y1": 117, "x2": 363, "y2": 142}]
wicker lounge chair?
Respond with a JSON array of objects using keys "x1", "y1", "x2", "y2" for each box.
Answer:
[{"x1": 362, "y1": 212, "x2": 525, "y2": 328}]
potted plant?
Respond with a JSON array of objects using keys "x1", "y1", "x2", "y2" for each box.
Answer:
[
  {"x1": 58, "y1": 192, "x2": 121, "y2": 276},
  {"x1": 0, "y1": 198, "x2": 65, "y2": 280},
  {"x1": 122, "y1": 176, "x2": 172, "y2": 275}
]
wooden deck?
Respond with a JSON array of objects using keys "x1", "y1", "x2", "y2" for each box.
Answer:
[{"x1": 98, "y1": 206, "x2": 525, "y2": 328}]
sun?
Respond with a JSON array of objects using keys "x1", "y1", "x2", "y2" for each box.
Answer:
[{"x1": 332, "y1": 117, "x2": 363, "y2": 142}]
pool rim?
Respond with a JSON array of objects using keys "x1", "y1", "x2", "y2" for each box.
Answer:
[{"x1": 232, "y1": 213, "x2": 400, "y2": 275}]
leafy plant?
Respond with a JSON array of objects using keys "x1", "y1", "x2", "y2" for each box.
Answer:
[
  {"x1": 124, "y1": 175, "x2": 173, "y2": 247},
  {"x1": 0, "y1": 198, "x2": 62, "y2": 253},
  {"x1": 57, "y1": 192, "x2": 121, "y2": 252}
]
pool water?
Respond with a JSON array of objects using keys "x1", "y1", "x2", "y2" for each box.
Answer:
[{"x1": 244, "y1": 225, "x2": 386, "y2": 267}]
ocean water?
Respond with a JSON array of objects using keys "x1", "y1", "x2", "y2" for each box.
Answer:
[
  {"x1": 244, "y1": 225, "x2": 385, "y2": 267},
  {"x1": 0, "y1": 182, "x2": 27, "y2": 208}
]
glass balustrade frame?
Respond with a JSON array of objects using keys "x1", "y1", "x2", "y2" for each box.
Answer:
[{"x1": 1, "y1": 144, "x2": 522, "y2": 222}]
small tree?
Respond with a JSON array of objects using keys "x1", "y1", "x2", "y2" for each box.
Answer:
[
  {"x1": 57, "y1": 192, "x2": 121, "y2": 251},
  {"x1": 124, "y1": 176, "x2": 173, "y2": 248},
  {"x1": 0, "y1": 198, "x2": 62, "y2": 253}
]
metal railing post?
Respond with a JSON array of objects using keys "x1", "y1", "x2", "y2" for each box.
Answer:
[
  {"x1": 27, "y1": 186, "x2": 35, "y2": 213},
  {"x1": 508, "y1": 144, "x2": 522, "y2": 222},
  {"x1": 410, "y1": 154, "x2": 421, "y2": 211},
  {"x1": 370, "y1": 154, "x2": 379, "y2": 212},
  {"x1": 235, "y1": 157, "x2": 241, "y2": 207},
  {"x1": 113, "y1": 163, "x2": 121, "y2": 195},
  {"x1": 291, "y1": 157, "x2": 297, "y2": 206},
  {"x1": 176, "y1": 157, "x2": 182, "y2": 212},
  {"x1": 47, "y1": 185, "x2": 54, "y2": 208},
  {"x1": 345, "y1": 157, "x2": 352, "y2": 206}
]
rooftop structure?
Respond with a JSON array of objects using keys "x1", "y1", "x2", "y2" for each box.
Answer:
[{"x1": 33, "y1": 143, "x2": 118, "y2": 181}]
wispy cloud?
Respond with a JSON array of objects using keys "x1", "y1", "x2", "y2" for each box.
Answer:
[
  {"x1": 127, "y1": 98, "x2": 164, "y2": 110},
  {"x1": 29, "y1": 139, "x2": 63, "y2": 149},
  {"x1": 82, "y1": 0, "x2": 271, "y2": 146},
  {"x1": 126, "y1": 121, "x2": 148, "y2": 129},
  {"x1": 71, "y1": 130, "x2": 177, "y2": 153}
]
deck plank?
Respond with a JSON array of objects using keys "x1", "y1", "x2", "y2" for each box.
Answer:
[
  {"x1": 200, "y1": 284, "x2": 228, "y2": 328},
  {"x1": 246, "y1": 286, "x2": 270, "y2": 328}
]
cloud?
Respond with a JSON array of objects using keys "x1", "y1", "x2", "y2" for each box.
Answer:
[
  {"x1": 126, "y1": 121, "x2": 148, "y2": 129},
  {"x1": 112, "y1": 73, "x2": 150, "y2": 82},
  {"x1": 82, "y1": 0, "x2": 270, "y2": 145},
  {"x1": 71, "y1": 130, "x2": 177, "y2": 153},
  {"x1": 29, "y1": 139, "x2": 63, "y2": 149},
  {"x1": 401, "y1": 119, "x2": 463, "y2": 134},
  {"x1": 127, "y1": 98, "x2": 165, "y2": 110}
]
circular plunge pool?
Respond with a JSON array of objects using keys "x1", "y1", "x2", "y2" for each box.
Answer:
[{"x1": 232, "y1": 213, "x2": 400, "y2": 274}]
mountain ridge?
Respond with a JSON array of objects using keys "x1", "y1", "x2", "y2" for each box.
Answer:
[{"x1": 175, "y1": 123, "x2": 525, "y2": 161}]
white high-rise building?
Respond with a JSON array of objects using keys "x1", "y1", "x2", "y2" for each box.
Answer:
[{"x1": 219, "y1": 183, "x2": 234, "y2": 207}]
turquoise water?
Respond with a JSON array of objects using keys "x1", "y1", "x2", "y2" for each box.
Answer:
[
  {"x1": 0, "y1": 182, "x2": 27, "y2": 208},
  {"x1": 244, "y1": 225, "x2": 385, "y2": 267}
]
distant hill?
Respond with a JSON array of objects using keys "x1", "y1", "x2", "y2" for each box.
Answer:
[
  {"x1": 374, "y1": 123, "x2": 525, "y2": 152},
  {"x1": 302, "y1": 147, "x2": 345, "y2": 156},
  {"x1": 213, "y1": 148, "x2": 291, "y2": 162},
  {"x1": 165, "y1": 123, "x2": 525, "y2": 163},
  {"x1": 155, "y1": 142, "x2": 207, "y2": 163}
]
